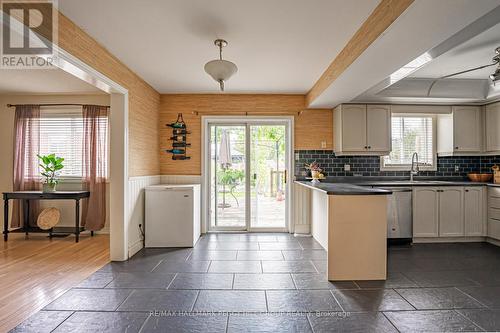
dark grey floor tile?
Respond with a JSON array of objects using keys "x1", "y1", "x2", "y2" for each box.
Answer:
[
  {"x1": 292, "y1": 273, "x2": 358, "y2": 290},
  {"x1": 141, "y1": 314, "x2": 228, "y2": 333},
  {"x1": 188, "y1": 250, "x2": 237, "y2": 261},
  {"x1": 458, "y1": 286, "x2": 500, "y2": 308},
  {"x1": 52, "y1": 311, "x2": 148, "y2": 333},
  {"x1": 216, "y1": 242, "x2": 260, "y2": 250},
  {"x1": 131, "y1": 248, "x2": 192, "y2": 262},
  {"x1": 332, "y1": 289, "x2": 414, "y2": 312},
  {"x1": 262, "y1": 261, "x2": 316, "y2": 273},
  {"x1": 462, "y1": 270, "x2": 500, "y2": 287},
  {"x1": 117, "y1": 289, "x2": 198, "y2": 312},
  {"x1": 266, "y1": 290, "x2": 341, "y2": 312},
  {"x1": 169, "y1": 273, "x2": 233, "y2": 289},
  {"x1": 259, "y1": 242, "x2": 302, "y2": 250},
  {"x1": 396, "y1": 287, "x2": 485, "y2": 310},
  {"x1": 75, "y1": 272, "x2": 115, "y2": 288},
  {"x1": 311, "y1": 260, "x2": 327, "y2": 273},
  {"x1": 105, "y1": 272, "x2": 175, "y2": 289},
  {"x1": 458, "y1": 308, "x2": 500, "y2": 331},
  {"x1": 227, "y1": 314, "x2": 312, "y2": 333},
  {"x1": 209, "y1": 260, "x2": 262, "y2": 273},
  {"x1": 404, "y1": 270, "x2": 480, "y2": 287},
  {"x1": 355, "y1": 272, "x2": 418, "y2": 289},
  {"x1": 236, "y1": 250, "x2": 284, "y2": 261},
  {"x1": 11, "y1": 311, "x2": 73, "y2": 333},
  {"x1": 308, "y1": 312, "x2": 398, "y2": 333},
  {"x1": 97, "y1": 259, "x2": 161, "y2": 273},
  {"x1": 44, "y1": 289, "x2": 132, "y2": 311},
  {"x1": 384, "y1": 310, "x2": 482, "y2": 332},
  {"x1": 233, "y1": 274, "x2": 295, "y2": 289},
  {"x1": 282, "y1": 250, "x2": 327, "y2": 260},
  {"x1": 193, "y1": 290, "x2": 267, "y2": 312},
  {"x1": 153, "y1": 260, "x2": 210, "y2": 273},
  {"x1": 296, "y1": 238, "x2": 324, "y2": 250}
]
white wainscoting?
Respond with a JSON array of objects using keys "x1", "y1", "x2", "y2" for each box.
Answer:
[
  {"x1": 293, "y1": 183, "x2": 311, "y2": 235},
  {"x1": 127, "y1": 175, "x2": 161, "y2": 258},
  {"x1": 160, "y1": 175, "x2": 202, "y2": 185}
]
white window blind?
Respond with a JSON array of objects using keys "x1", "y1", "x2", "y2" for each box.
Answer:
[
  {"x1": 25, "y1": 107, "x2": 109, "y2": 178},
  {"x1": 382, "y1": 115, "x2": 435, "y2": 170}
]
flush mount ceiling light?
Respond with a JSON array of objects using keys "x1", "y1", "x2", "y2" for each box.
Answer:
[{"x1": 204, "y1": 39, "x2": 238, "y2": 91}]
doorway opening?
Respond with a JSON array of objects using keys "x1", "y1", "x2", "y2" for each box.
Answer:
[{"x1": 203, "y1": 118, "x2": 293, "y2": 232}]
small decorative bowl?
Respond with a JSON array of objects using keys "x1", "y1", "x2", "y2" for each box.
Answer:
[{"x1": 467, "y1": 173, "x2": 493, "y2": 182}]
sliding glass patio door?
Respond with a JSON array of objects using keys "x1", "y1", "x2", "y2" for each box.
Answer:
[{"x1": 208, "y1": 121, "x2": 289, "y2": 231}]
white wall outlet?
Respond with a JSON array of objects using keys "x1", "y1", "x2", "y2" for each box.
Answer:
[
  {"x1": 455, "y1": 165, "x2": 460, "y2": 172},
  {"x1": 344, "y1": 164, "x2": 351, "y2": 171},
  {"x1": 321, "y1": 141, "x2": 327, "y2": 148},
  {"x1": 295, "y1": 153, "x2": 300, "y2": 161}
]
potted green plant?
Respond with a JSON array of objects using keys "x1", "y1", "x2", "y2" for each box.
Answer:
[{"x1": 37, "y1": 154, "x2": 64, "y2": 193}]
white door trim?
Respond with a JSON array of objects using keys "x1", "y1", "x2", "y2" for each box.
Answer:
[{"x1": 201, "y1": 116, "x2": 294, "y2": 234}]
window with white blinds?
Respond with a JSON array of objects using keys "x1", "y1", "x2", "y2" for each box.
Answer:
[
  {"x1": 26, "y1": 107, "x2": 109, "y2": 178},
  {"x1": 382, "y1": 115, "x2": 436, "y2": 170}
]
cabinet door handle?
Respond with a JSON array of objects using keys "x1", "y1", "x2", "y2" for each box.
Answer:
[
  {"x1": 465, "y1": 189, "x2": 469, "y2": 192},
  {"x1": 368, "y1": 146, "x2": 371, "y2": 149},
  {"x1": 455, "y1": 146, "x2": 459, "y2": 150},
  {"x1": 364, "y1": 146, "x2": 368, "y2": 149}
]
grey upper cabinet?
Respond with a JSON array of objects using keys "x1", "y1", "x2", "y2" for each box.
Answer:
[
  {"x1": 486, "y1": 103, "x2": 500, "y2": 152},
  {"x1": 333, "y1": 104, "x2": 391, "y2": 155},
  {"x1": 437, "y1": 106, "x2": 482, "y2": 155}
]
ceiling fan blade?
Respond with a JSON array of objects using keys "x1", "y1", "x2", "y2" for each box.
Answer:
[
  {"x1": 440, "y1": 63, "x2": 496, "y2": 79},
  {"x1": 427, "y1": 63, "x2": 497, "y2": 96}
]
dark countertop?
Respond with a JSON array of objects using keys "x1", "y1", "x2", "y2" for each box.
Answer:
[
  {"x1": 294, "y1": 181, "x2": 392, "y2": 195},
  {"x1": 295, "y1": 176, "x2": 500, "y2": 194}
]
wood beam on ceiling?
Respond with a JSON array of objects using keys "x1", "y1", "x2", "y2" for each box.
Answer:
[{"x1": 305, "y1": 0, "x2": 414, "y2": 107}]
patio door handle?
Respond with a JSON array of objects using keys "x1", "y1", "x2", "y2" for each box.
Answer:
[
  {"x1": 253, "y1": 173, "x2": 257, "y2": 180},
  {"x1": 284, "y1": 170, "x2": 287, "y2": 184}
]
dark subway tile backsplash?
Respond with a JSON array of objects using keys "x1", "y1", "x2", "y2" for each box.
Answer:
[{"x1": 294, "y1": 150, "x2": 500, "y2": 178}]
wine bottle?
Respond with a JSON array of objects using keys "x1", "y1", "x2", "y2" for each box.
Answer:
[
  {"x1": 169, "y1": 135, "x2": 185, "y2": 141},
  {"x1": 172, "y1": 142, "x2": 191, "y2": 148},
  {"x1": 172, "y1": 155, "x2": 191, "y2": 160},
  {"x1": 173, "y1": 129, "x2": 190, "y2": 135},
  {"x1": 165, "y1": 149, "x2": 185, "y2": 154},
  {"x1": 166, "y1": 122, "x2": 185, "y2": 129}
]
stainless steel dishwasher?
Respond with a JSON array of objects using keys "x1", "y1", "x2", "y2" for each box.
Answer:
[{"x1": 379, "y1": 187, "x2": 413, "y2": 243}]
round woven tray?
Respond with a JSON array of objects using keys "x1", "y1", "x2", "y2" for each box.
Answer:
[{"x1": 37, "y1": 207, "x2": 61, "y2": 230}]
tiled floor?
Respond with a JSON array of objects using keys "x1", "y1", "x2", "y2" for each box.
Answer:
[{"x1": 12, "y1": 234, "x2": 500, "y2": 332}]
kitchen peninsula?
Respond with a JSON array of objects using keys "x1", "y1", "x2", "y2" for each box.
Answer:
[{"x1": 295, "y1": 181, "x2": 391, "y2": 281}]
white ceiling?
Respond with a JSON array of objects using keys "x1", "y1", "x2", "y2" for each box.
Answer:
[
  {"x1": 0, "y1": 68, "x2": 103, "y2": 94},
  {"x1": 58, "y1": 0, "x2": 381, "y2": 94},
  {"x1": 409, "y1": 23, "x2": 500, "y2": 79}
]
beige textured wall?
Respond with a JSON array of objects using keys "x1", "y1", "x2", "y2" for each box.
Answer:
[
  {"x1": 159, "y1": 94, "x2": 333, "y2": 175},
  {"x1": 57, "y1": 13, "x2": 161, "y2": 177}
]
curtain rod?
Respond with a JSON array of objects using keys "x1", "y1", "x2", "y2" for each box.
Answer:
[{"x1": 6, "y1": 103, "x2": 110, "y2": 108}]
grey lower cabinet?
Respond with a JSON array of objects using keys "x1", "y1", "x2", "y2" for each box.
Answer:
[
  {"x1": 413, "y1": 186, "x2": 485, "y2": 239},
  {"x1": 488, "y1": 187, "x2": 500, "y2": 240}
]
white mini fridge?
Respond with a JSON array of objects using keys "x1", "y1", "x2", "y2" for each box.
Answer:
[{"x1": 145, "y1": 184, "x2": 200, "y2": 247}]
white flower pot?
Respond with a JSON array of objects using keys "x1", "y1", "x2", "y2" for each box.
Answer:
[{"x1": 43, "y1": 183, "x2": 57, "y2": 193}]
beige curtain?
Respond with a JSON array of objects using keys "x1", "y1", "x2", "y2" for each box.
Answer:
[
  {"x1": 81, "y1": 105, "x2": 109, "y2": 231},
  {"x1": 12, "y1": 105, "x2": 41, "y2": 228}
]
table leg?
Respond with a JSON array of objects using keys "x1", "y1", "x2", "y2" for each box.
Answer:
[
  {"x1": 75, "y1": 199, "x2": 80, "y2": 243},
  {"x1": 3, "y1": 199, "x2": 8, "y2": 241},
  {"x1": 24, "y1": 199, "x2": 29, "y2": 237},
  {"x1": 91, "y1": 231, "x2": 94, "y2": 237}
]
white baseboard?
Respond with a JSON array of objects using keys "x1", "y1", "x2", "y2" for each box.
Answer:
[
  {"x1": 486, "y1": 237, "x2": 500, "y2": 247},
  {"x1": 413, "y1": 236, "x2": 486, "y2": 243},
  {"x1": 294, "y1": 224, "x2": 310, "y2": 235},
  {"x1": 128, "y1": 238, "x2": 143, "y2": 258}
]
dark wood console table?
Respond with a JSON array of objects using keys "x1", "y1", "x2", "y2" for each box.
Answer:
[{"x1": 3, "y1": 191, "x2": 90, "y2": 243}]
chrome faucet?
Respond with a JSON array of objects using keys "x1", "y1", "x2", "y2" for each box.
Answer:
[{"x1": 410, "y1": 152, "x2": 419, "y2": 182}]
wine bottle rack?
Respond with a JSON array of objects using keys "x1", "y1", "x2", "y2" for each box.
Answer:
[{"x1": 166, "y1": 113, "x2": 191, "y2": 160}]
